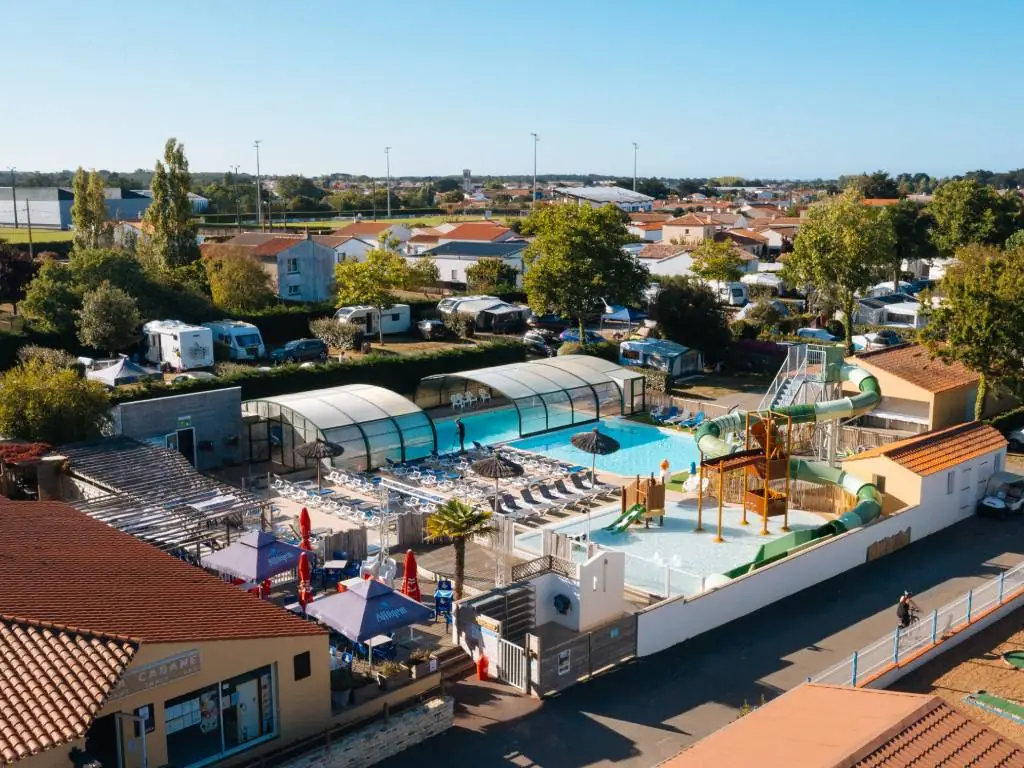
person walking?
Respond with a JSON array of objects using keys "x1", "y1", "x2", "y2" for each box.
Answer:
[{"x1": 455, "y1": 417, "x2": 466, "y2": 454}]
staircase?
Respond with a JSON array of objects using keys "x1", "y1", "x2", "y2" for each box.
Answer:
[{"x1": 759, "y1": 343, "x2": 833, "y2": 412}]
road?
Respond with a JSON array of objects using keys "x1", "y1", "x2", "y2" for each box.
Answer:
[{"x1": 381, "y1": 514, "x2": 1024, "y2": 768}]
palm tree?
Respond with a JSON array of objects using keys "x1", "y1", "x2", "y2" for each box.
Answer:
[{"x1": 425, "y1": 499, "x2": 492, "y2": 600}]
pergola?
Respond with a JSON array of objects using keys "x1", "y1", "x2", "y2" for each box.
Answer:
[{"x1": 60, "y1": 437, "x2": 267, "y2": 553}]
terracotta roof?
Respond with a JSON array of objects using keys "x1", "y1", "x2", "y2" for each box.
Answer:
[
  {"x1": 250, "y1": 236, "x2": 304, "y2": 257},
  {"x1": 311, "y1": 235, "x2": 352, "y2": 248},
  {"x1": 408, "y1": 233, "x2": 441, "y2": 244},
  {"x1": 638, "y1": 243, "x2": 687, "y2": 260},
  {"x1": 852, "y1": 343, "x2": 980, "y2": 393},
  {"x1": 440, "y1": 222, "x2": 511, "y2": 241},
  {"x1": 660, "y1": 684, "x2": 1024, "y2": 768},
  {"x1": 629, "y1": 212, "x2": 674, "y2": 223},
  {"x1": 716, "y1": 230, "x2": 766, "y2": 246},
  {"x1": 334, "y1": 221, "x2": 401, "y2": 237},
  {"x1": 665, "y1": 213, "x2": 715, "y2": 227},
  {"x1": 631, "y1": 222, "x2": 664, "y2": 231},
  {"x1": 0, "y1": 501, "x2": 326, "y2": 644},
  {"x1": 862, "y1": 198, "x2": 901, "y2": 207},
  {"x1": 224, "y1": 232, "x2": 285, "y2": 247},
  {"x1": 765, "y1": 216, "x2": 804, "y2": 226},
  {"x1": 842, "y1": 421, "x2": 1006, "y2": 475},
  {"x1": 0, "y1": 617, "x2": 137, "y2": 765}
]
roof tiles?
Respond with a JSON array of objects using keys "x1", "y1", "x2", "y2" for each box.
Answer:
[
  {"x1": 665, "y1": 213, "x2": 716, "y2": 227},
  {"x1": 853, "y1": 343, "x2": 980, "y2": 393},
  {"x1": 440, "y1": 222, "x2": 511, "y2": 241},
  {"x1": 0, "y1": 501, "x2": 325, "y2": 644},
  {"x1": 333, "y1": 221, "x2": 400, "y2": 237},
  {"x1": 0, "y1": 617, "x2": 137, "y2": 765},
  {"x1": 842, "y1": 421, "x2": 1006, "y2": 476}
]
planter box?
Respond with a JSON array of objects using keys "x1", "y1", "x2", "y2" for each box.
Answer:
[
  {"x1": 379, "y1": 668, "x2": 412, "y2": 690},
  {"x1": 410, "y1": 660, "x2": 435, "y2": 680},
  {"x1": 352, "y1": 682, "x2": 381, "y2": 705}
]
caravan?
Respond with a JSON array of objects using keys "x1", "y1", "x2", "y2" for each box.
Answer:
[
  {"x1": 333, "y1": 304, "x2": 412, "y2": 336},
  {"x1": 203, "y1": 320, "x2": 266, "y2": 361},
  {"x1": 708, "y1": 281, "x2": 749, "y2": 307},
  {"x1": 142, "y1": 320, "x2": 214, "y2": 371}
]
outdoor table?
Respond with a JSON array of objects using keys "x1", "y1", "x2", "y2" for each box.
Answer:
[
  {"x1": 323, "y1": 560, "x2": 348, "y2": 572},
  {"x1": 362, "y1": 634, "x2": 395, "y2": 663}
]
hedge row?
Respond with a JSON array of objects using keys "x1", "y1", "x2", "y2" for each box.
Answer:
[
  {"x1": 110, "y1": 340, "x2": 526, "y2": 403},
  {"x1": 985, "y1": 406, "x2": 1024, "y2": 434}
]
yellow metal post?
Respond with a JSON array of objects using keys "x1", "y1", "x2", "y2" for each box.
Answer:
[
  {"x1": 715, "y1": 464, "x2": 725, "y2": 543},
  {"x1": 761, "y1": 412, "x2": 771, "y2": 536},
  {"x1": 781, "y1": 411, "x2": 792, "y2": 532},
  {"x1": 741, "y1": 412, "x2": 750, "y2": 526},
  {"x1": 696, "y1": 462, "x2": 705, "y2": 532}
]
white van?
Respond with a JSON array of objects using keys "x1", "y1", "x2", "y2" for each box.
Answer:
[
  {"x1": 334, "y1": 304, "x2": 411, "y2": 336},
  {"x1": 142, "y1": 320, "x2": 214, "y2": 371},
  {"x1": 203, "y1": 320, "x2": 266, "y2": 361},
  {"x1": 708, "y1": 281, "x2": 749, "y2": 307}
]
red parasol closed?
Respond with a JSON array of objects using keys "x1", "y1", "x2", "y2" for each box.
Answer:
[
  {"x1": 299, "y1": 508, "x2": 313, "y2": 552},
  {"x1": 401, "y1": 550, "x2": 421, "y2": 603},
  {"x1": 298, "y1": 551, "x2": 313, "y2": 607}
]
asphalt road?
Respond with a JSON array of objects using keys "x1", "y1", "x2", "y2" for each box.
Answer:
[{"x1": 381, "y1": 514, "x2": 1024, "y2": 768}]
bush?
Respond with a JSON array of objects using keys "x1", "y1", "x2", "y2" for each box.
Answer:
[
  {"x1": 16, "y1": 344, "x2": 78, "y2": 369},
  {"x1": 628, "y1": 365, "x2": 671, "y2": 393},
  {"x1": 309, "y1": 318, "x2": 363, "y2": 352},
  {"x1": 731, "y1": 320, "x2": 760, "y2": 340},
  {"x1": 557, "y1": 340, "x2": 619, "y2": 362},
  {"x1": 443, "y1": 312, "x2": 475, "y2": 339},
  {"x1": 986, "y1": 406, "x2": 1024, "y2": 434},
  {"x1": 825, "y1": 319, "x2": 846, "y2": 339}
]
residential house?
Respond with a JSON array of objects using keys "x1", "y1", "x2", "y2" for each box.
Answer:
[
  {"x1": 842, "y1": 343, "x2": 1009, "y2": 432},
  {"x1": 628, "y1": 212, "x2": 674, "y2": 224},
  {"x1": 738, "y1": 203, "x2": 784, "y2": 221},
  {"x1": 251, "y1": 234, "x2": 337, "y2": 302},
  {"x1": 420, "y1": 240, "x2": 528, "y2": 287},
  {"x1": 552, "y1": 185, "x2": 655, "y2": 212},
  {"x1": 661, "y1": 213, "x2": 717, "y2": 246},
  {"x1": 332, "y1": 220, "x2": 412, "y2": 246},
  {"x1": 637, "y1": 243, "x2": 694, "y2": 277},
  {"x1": 405, "y1": 228, "x2": 444, "y2": 255},
  {"x1": 221, "y1": 232, "x2": 372, "y2": 265},
  {"x1": 841, "y1": 421, "x2": 1006, "y2": 519},
  {"x1": 709, "y1": 212, "x2": 749, "y2": 229},
  {"x1": 854, "y1": 293, "x2": 928, "y2": 329},
  {"x1": 754, "y1": 225, "x2": 797, "y2": 254},
  {"x1": 437, "y1": 222, "x2": 515, "y2": 244},
  {"x1": 715, "y1": 229, "x2": 768, "y2": 260},
  {"x1": 662, "y1": 683, "x2": 1023, "y2": 768},
  {"x1": 627, "y1": 222, "x2": 663, "y2": 242}
]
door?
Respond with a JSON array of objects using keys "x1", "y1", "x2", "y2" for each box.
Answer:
[
  {"x1": 176, "y1": 428, "x2": 196, "y2": 466},
  {"x1": 364, "y1": 311, "x2": 375, "y2": 335},
  {"x1": 235, "y1": 679, "x2": 261, "y2": 745},
  {"x1": 960, "y1": 467, "x2": 973, "y2": 513},
  {"x1": 84, "y1": 713, "x2": 122, "y2": 768}
]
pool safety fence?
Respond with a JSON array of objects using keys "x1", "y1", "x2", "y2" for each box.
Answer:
[
  {"x1": 811, "y1": 560, "x2": 1024, "y2": 688},
  {"x1": 712, "y1": 471, "x2": 856, "y2": 518}
]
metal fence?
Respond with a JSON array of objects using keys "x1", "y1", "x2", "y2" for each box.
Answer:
[{"x1": 811, "y1": 560, "x2": 1024, "y2": 687}]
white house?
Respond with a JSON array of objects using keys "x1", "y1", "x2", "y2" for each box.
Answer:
[
  {"x1": 436, "y1": 222, "x2": 516, "y2": 245},
  {"x1": 637, "y1": 244, "x2": 695, "y2": 277},
  {"x1": 332, "y1": 220, "x2": 412, "y2": 246},
  {"x1": 249, "y1": 235, "x2": 337, "y2": 302},
  {"x1": 420, "y1": 241, "x2": 528, "y2": 287},
  {"x1": 627, "y1": 222, "x2": 663, "y2": 242},
  {"x1": 661, "y1": 213, "x2": 717, "y2": 246}
]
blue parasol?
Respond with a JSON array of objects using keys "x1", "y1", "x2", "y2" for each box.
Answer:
[{"x1": 305, "y1": 578, "x2": 432, "y2": 642}]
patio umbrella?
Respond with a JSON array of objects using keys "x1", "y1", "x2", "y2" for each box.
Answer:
[
  {"x1": 571, "y1": 428, "x2": 621, "y2": 537},
  {"x1": 401, "y1": 549, "x2": 421, "y2": 603},
  {"x1": 200, "y1": 531, "x2": 308, "y2": 582},
  {"x1": 471, "y1": 452, "x2": 524, "y2": 514},
  {"x1": 299, "y1": 507, "x2": 313, "y2": 552},
  {"x1": 294, "y1": 439, "x2": 345, "y2": 491},
  {"x1": 298, "y1": 551, "x2": 313, "y2": 608},
  {"x1": 305, "y1": 577, "x2": 432, "y2": 643}
]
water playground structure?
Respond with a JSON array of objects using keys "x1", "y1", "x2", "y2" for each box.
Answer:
[{"x1": 605, "y1": 475, "x2": 667, "y2": 533}]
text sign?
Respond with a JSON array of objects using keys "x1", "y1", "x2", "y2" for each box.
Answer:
[{"x1": 109, "y1": 649, "x2": 202, "y2": 699}]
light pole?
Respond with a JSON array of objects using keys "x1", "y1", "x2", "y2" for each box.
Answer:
[
  {"x1": 253, "y1": 140, "x2": 263, "y2": 230},
  {"x1": 531, "y1": 133, "x2": 539, "y2": 209},
  {"x1": 632, "y1": 142, "x2": 639, "y2": 192},
  {"x1": 8, "y1": 168, "x2": 18, "y2": 228},
  {"x1": 384, "y1": 146, "x2": 392, "y2": 219},
  {"x1": 229, "y1": 164, "x2": 241, "y2": 233}
]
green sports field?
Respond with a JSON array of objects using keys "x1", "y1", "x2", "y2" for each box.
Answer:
[{"x1": 0, "y1": 227, "x2": 74, "y2": 244}]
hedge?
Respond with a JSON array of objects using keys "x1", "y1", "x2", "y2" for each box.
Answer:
[
  {"x1": 628, "y1": 365, "x2": 671, "y2": 393},
  {"x1": 110, "y1": 340, "x2": 526, "y2": 403},
  {"x1": 985, "y1": 406, "x2": 1024, "y2": 434}
]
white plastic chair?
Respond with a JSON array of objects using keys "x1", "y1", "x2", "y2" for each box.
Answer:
[
  {"x1": 450, "y1": 393, "x2": 465, "y2": 410},
  {"x1": 478, "y1": 389, "x2": 491, "y2": 404},
  {"x1": 463, "y1": 391, "x2": 478, "y2": 408}
]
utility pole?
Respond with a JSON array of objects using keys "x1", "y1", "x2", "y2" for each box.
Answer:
[
  {"x1": 24, "y1": 201, "x2": 33, "y2": 259},
  {"x1": 8, "y1": 168, "x2": 18, "y2": 228},
  {"x1": 531, "y1": 133, "x2": 539, "y2": 210},
  {"x1": 230, "y1": 164, "x2": 241, "y2": 233},
  {"x1": 253, "y1": 141, "x2": 263, "y2": 231},
  {"x1": 632, "y1": 142, "x2": 639, "y2": 192},
  {"x1": 384, "y1": 147, "x2": 392, "y2": 219}
]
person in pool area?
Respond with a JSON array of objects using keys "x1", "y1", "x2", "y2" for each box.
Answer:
[{"x1": 455, "y1": 417, "x2": 466, "y2": 453}]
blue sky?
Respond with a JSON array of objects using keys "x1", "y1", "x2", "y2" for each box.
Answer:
[{"x1": 3, "y1": 0, "x2": 1022, "y2": 179}]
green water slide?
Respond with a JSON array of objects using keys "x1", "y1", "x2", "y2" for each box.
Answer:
[
  {"x1": 604, "y1": 503, "x2": 647, "y2": 533},
  {"x1": 694, "y1": 362, "x2": 884, "y2": 539}
]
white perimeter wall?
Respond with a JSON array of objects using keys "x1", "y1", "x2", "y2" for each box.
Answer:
[
  {"x1": 578, "y1": 550, "x2": 627, "y2": 632},
  {"x1": 533, "y1": 571, "x2": 579, "y2": 632}
]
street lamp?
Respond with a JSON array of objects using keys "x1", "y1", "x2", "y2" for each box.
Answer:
[
  {"x1": 253, "y1": 141, "x2": 262, "y2": 230},
  {"x1": 531, "y1": 133, "x2": 539, "y2": 209},
  {"x1": 632, "y1": 142, "x2": 639, "y2": 192},
  {"x1": 384, "y1": 146, "x2": 392, "y2": 219},
  {"x1": 229, "y1": 164, "x2": 241, "y2": 233},
  {"x1": 7, "y1": 167, "x2": 17, "y2": 228}
]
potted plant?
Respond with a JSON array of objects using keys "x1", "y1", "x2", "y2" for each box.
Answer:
[
  {"x1": 376, "y1": 660, "x2": 411, "y2": 689},
  {"x1": 351, "y1": 671, "x2": 381, "y2": 705},
  {"x1": 407, "y1": 648, "x2": 435, "y2": 680}
]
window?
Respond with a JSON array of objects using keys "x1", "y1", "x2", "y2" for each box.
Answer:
[
  {"x1": 621, "y1": 348, "x2": 641, "y2": 361},
  {"x1": 947, "y1": 471, "x2": 955, "y2": 495},
  {"x1": 451, "y1": 269, "x2": 458, "y2": 280},
  {"x1": 287, "y1": 285, "x2": 300, "y2": 296},
  {"x1": 293, "y1": 651, "x2": 311, "y2": 680},
  {"x1": 286, "y1": 258, "x2": 299, "y2": 274},
  {"x1": 391, "y1": 313, "x2": 399, "y2": 321}
]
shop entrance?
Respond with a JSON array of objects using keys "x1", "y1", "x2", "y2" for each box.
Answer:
[{"x1": 84, "y1": 713, "x2": 121, "y2": 768}]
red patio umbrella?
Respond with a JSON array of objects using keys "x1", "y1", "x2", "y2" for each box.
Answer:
[
  {"x1": 299, "y1": 507, "x2": 313, "y2": 552},
  {"x1": 298, "y1": 551, "x2": 313, "y2": 608},
  {"x1": 401, "y1": 550, "x2": 421, "y2": 603}
]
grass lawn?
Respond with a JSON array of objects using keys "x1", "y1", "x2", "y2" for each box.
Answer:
[
  {"x1": 666, "y1": 471, "x2": 691, "y2": 492},
  {"x1": 267, "y1": 214, "x2": 500, "y2": 231},
  {"x1": 0, "y1": 227, "x2": 74, "y2": 244}
]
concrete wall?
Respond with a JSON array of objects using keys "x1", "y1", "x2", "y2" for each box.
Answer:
[
  {"x1": 919, "y1": 447, "x2": 1003, "y2": 527},
  {"x1": 114, "y1": 387, "x2": 244, "y2": 470},
  {"x1": 636, "y1": 493, "x2": 991, "y2": 657},
  {"x1": 661, "y1": 223, "x2": 715, "y2": 245},
  {"x1": 577, "y1": 550, "x2": 626, "y2": 633},
  {"x1": 533, "y1": 571, "x2": 580, "y2": 632},
  {"x1": 277, "y1": 240, "x2": 337, "y2": 302},
  {"x1": 931, "y1": 384, "x2": 976, "y2": 429}
]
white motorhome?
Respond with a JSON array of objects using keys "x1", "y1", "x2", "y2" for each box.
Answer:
[
  {"x1": 203, "y1": 320, "x2": 266, "y2": 361},
  {"x1": 708, "y1": 280, "x2": 749, "y2": 306},
  {"x1": 142, "y1": 320, "x2": 214, "y2": 371},
  {"x1": 436, "y1": 295, "x2": 501, "y2": 316},
  {"x1": 333, "y1": 304, "x2": 411, "y2": 336}
]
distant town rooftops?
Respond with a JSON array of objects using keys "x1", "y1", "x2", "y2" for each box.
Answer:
[
  {"x1": 665, "y1": 213, "x2": 716, "y2": 227},
  {"x1": 553, "y1": 185, "x2": 655, "y2": 204}
]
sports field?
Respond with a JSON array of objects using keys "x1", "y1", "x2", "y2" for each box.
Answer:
[{"x1": 0, "y1": 227, "x2": 74, "y2": 244}]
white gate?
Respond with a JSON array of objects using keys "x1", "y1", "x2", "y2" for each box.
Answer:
[{"x1": 497, "y1": 637, "x2": 527, "y2": 692}]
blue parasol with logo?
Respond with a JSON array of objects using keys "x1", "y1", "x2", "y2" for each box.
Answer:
[
  {"x1": 200, "y1": 531, "x2": 312, "y2": 582},
  {"x1": 304, "y1": 578, "x2": 432, "y2": 643}
]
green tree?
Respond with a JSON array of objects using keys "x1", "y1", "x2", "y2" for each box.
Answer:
[
  {"x1": 424, "y1": 499, "x2": 492, "y2": 599},
  {"x1": 71, "y1": 168, "x2": 108, "y2": 251},
  {"x1": 405, "y1": 255, "x2": 440, "y2": 293},
  {"x1": 436, "y1": 178, "x2": 461, "y2": 193},
  {"x1": 143, "y1": 138, "x2": 200, "y2": 268},
  {"x1": 1006, "y1": 230, "x2": 1024, "y2": 252},
  {"x1": 22, "y1": 258, "x2": 79, "y2": 333},
  {"x1": 852, "y1": 170, "x2": 900, "y2": 199},
  {"x1": 203, "y1": 246, "x2": 275, "y2": 311},
  {"x1": 690, "y1": 238, "x2": 746, "y2": 284},
  {"x1": 465, "y1": 258, "x2": 518, "y2": 294},
  {"x1": 649, "y1": 277, "x2": 731, "y2": 362},
  {"x1": 334, "y1": 247, "x2": 408, "y2": 343},
  {"x1": 0, "y1": 357, "x2": 110, "y2": 444},
  {"x1": 76, "y1": 281, "x2": 142, "y2": 356},
  {"x1": 0, "y1": 243, "x2": 36, "y2": 313},
  {"x1": 441, "y1": 190, "x2": 464, "y2": 204},
  {"x1": 276, "y1": 175, "x2": 326, "y2": 201},
  {"x1": 921, "y1": 243, "x2": 1024, "y2": 418},
  {"x1": 929, "y1": 179, "x2": 1023, "y2": 255},
  {"x1": 883, "y1": 198, "x2": 935, "y2": 289},
  {"x1": 784, "y1": 190, "x2": 895, "y2": 353},
  {"x1": 523, "y1": 203, "x2": 648, "y2": 339}
]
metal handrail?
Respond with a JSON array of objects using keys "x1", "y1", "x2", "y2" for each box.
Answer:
[{"x1": 758, "y1": 344, "x2": 808, "y2": 411}]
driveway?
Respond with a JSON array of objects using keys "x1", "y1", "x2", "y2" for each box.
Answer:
[{"x1": 381, "y1": 514, "x2": 1024, "y2": 767}]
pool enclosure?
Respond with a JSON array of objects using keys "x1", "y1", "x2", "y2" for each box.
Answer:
[
  {"x1": 415, "y1": 356, "x2": 646, "y2": 437},
  {"x1": 243, "y1": 384, "x2": 436, "y2": 471}
]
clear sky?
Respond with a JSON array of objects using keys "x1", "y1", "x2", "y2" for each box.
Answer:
[{"x1": 3, "y1": 0, "x2": 1022, "y2": 179}]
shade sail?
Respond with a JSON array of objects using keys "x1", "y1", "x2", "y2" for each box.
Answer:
[
  {"x1": 305, "y1": 578, "x2": 433, "y2": 642},
  {"x1": 602, "y1": 306, "x2": 647, "y2": 322},
  {"x1": 86, "y1": 358, "x2": 160, "y2": 386},
  {"x1": 200, "y1": 531, "x2": 309, "y2": 581}
]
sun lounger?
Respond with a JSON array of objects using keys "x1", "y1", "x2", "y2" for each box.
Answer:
[{"x1": 664, "y1": 409, "x2": 692, "y2": 425}]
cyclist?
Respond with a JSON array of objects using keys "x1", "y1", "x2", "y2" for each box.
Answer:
[{"x1": 896, "y1": 590, "x2": 920, "y2": 628}]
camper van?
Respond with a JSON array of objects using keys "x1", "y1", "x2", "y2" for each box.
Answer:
[
  {"x1": 333, "y1": 304, "x2": 412, "y2": 336},
  {"x1": 436, "y1": 295, "x2": 500, "y2": 316},
  {"x1": 142, "y1": 320, "x2": 214, "y2": 371},
  {"x1": 203, "y1": 320, "x2": 266, "y2": 361},
  {"x1": 708, "y1": 281, "x2": 749, "y2": 307}
]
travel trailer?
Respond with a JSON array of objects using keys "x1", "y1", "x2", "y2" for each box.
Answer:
[
  {"x1": 708, "y1": 280, "x2": 749, "y2": 306},
  {"x1": 203, "y1": 320, "x2": 266, "y2": 361},
  {"x1": 333, "y1": 304, "x2": 412, "y2": 336},
  {"x1": 142, "y1": 320, "x2": 214, "y2": 371},
  {"x1": 436, "y1": 295, "x2": 501, "y2": 316}
]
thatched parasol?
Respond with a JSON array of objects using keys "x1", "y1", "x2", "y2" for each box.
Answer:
[
  {"x1": 571, "y1": 428, "x2": 621, "y2": 537},
  {"x1": 471, "y1": 452, "x2": 525, "y2": 513},
  {"x1": 295, "y1": 439, "x2": 345, "y2": 490}
]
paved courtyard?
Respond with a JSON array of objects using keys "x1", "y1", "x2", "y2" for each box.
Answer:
[{"x1": 382, "y1": 514, "x2": 1024, "y2": 767}]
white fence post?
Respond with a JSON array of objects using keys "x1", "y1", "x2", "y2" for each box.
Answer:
[
  {"x1": 999, "y1": 571, "x2": 1006, "y2": 604},
  {"x1": 892, "y1": 627, "x2": 901, "y2": 665},
  {"x1": 850, "y1": 651, "x2": 859, "y2": 687},
  {"x1": 930, "y1": 609, "x2": 938, "y2": 645}
]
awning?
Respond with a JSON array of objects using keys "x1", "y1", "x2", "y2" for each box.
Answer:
[
  {"x1": 201, "y1": 531, "x2": 309, "y2": 581},
  {"x1": 603, "y1": 306, "x2": 647, "y2": 323},
  {"x1": 304, "y1": 578, "x2": 433, "y2": 642}
]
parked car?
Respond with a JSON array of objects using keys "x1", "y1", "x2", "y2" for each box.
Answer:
[
  {"x1": 523, "y1": 329, "x2": 561, "y2": 357},
  {"x1": 852, "y1": 330, "x2": 903, "y2": 352},
  {"x1": 559, "y1": 328, "x2": 605, "y2": 345},
  {"x1": 417, "y1": 319, "x2": 447, "y2": 340},
  {"x1": 270, "y1": 338, "x2": 328, "y2": 363},
  {"x1": 527, "y1": 313, "x2": 572, "y2": 332},
  {"x1": 171, "y1": 371, "x2": 219, "y2": 385},
  {"x1": 977, "y1": 472, "x2": 1024, "y2": 519},
  {"x1": 795, "y1": 327, "x2": 838, "y2": 342},
  {"x1": 1009, "y1": 429, "x2": 1024, "y2": 453}
]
